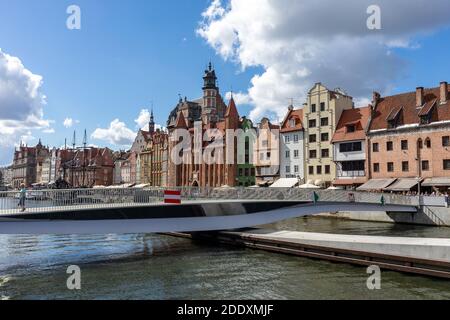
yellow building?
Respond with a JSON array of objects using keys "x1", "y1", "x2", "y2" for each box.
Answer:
[
  {"x1": 303, "y1": 83, "x2": 354, "y2": 187},
  {"x1": 139, "y1": 130, "x2": 169, "y2": 187}
]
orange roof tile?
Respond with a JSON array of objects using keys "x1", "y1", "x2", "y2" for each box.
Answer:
[
  {"x1": 332, "y1": 106, "x2": 370, "y2": 143},
  {"x1": 280, "y1": 108, "x2": 304, "y2": 133},
  {"x1": 369, "y1": 85, "x2": 450, "y2": 131}
]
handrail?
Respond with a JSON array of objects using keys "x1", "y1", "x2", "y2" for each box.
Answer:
[{"x1": 0, "y1": 187, "x2": 422, "y2": 216}]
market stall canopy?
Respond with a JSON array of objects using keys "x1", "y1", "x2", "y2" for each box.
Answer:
[
  {"x1": 422, "y1": 177, "x2": 450, "y2": 187},
  {"x1": 270, "y1": 178, "x2": 299, "y2": 188},
  {"x1": 384, "y1": 178, "x2": 420, "y2": 192},
  {"x1": 333, "y1": 178, "x2": 367, "y2": 186},
  {"x1": 298, "y1": 183, "x2": 321, "y2": 189},
  {"x1": 357, "y1": 179, "x2": 396, "y2": 191}
]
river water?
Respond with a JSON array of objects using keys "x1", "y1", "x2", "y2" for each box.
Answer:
[{"x1": 0, "y1": 215, "x2": 449, "y2": 300}]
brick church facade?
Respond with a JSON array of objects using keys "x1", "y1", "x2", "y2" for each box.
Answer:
[{"x1": 166, "y1": 64, "x2": 240, "y2": 187}]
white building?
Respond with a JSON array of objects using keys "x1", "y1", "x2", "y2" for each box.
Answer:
[
  {"x1": 331, "y1": 106, "x2": 370, "y2": 189},
  {"x1": 41, "y1": 148, "x2": 58, "y2": 185},
  {"x1": 279, "y1": 106, "x2": 305, "y2": 184}
]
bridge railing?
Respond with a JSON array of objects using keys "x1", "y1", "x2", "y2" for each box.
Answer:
[{"x1": 0, "y1": 187, "x2": 420, "y2": 216}]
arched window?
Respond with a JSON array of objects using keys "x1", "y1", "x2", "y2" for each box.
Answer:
[{"x1": 425, "y1": 138, "x2": 432, "y2": 148}]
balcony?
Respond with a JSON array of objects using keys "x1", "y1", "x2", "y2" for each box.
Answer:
[{"x1": 337, "y1": 170, "x2": 366, "y2": 178}]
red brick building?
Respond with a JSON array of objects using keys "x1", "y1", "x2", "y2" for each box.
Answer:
[
  {"x1": 363, "y1": 82, "x2": 450, "y2": 193},
  {"x1": 12, "y1": 140, "x2": 49, "y2": 188},
  {"x1": 167, "y1": 64, "x2": 240, "y2": 187},
  {"x1": 58, "y1": 147, "x2": 114, "y2": 188}
]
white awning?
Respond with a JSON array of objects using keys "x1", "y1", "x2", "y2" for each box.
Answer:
[
  {"x1": 422, "y1": 177, "x2": 450, "y2": 187},
  {"x1": 270, "y1": 178, "x2": 300, "y2": 188},
  {"x1": 384, "y1": 178, "x2": 420, "y2": 191},
  {"x1": 357, "y1": 179, "x2": 396, "y2": 191}
]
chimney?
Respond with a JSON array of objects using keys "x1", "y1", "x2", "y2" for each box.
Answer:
[
  {"x1": 372, "y1": 91, "x2": 381, "y2": 108},
  {"x1": 416, "y1": 87, "x2": 424, "y2": 107},
  {"x1": 440, "y1": 81, "x2": 448, "y2": 104}
]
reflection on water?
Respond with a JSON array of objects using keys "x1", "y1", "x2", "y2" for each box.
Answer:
[{"x1": 0, "y1": 217, "x2": 450, "y2": 300}]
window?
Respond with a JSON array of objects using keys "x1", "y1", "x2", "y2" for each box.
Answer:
[
  {"x1": 309, "y1": 150, "x2": 317, "y2": 159},
  {"x1": 309, "y1": 166, "x2": 314, "y2": 175},
  {"x1": 285, "y1": 151, "x2": 290, "y2": 158},
  {"x1": 286, "y1": 166, "x2": 291, "y2": 173},
  {"x1": 321, "y1": 133, "x2": 329, "y2": 142},
  {"x1": 425, "y1": 138, "x2": 431, "y2": 148},
  {"x1": 444, "y1": 160, "x2": 450, "y2": 170},
  {"x1": 239, "y1": 168, "x2": 243, "y2": 176},
  {"x1": 340, "y1": 142, "x2": 362, "y2": 153},
  {"x1": 285, "y1": 136, "x2": 291, "y2": 143},
  {"x1": 321, "y1": 118, "x2": 329, "y2": 126},
  {"x1": 374, "y1": 163, "x2": 380, "y2": 172},
  {"x1": 309, "y1": 134, "x2": 317, "y2": 143},
  {"x1": 321, "y1": 149, "x2": 330, "y2": 158},
  {"x1": 294, "y1": 150, "x2": 299, "y2": 158},
  {"x1": 387, "y1": 141, "x2": 393, "y2": 151},
  {"x1": 317, "y1": 166, "x2": 322, "y2": 175},
  {"x1": 311, "y1": 104, "x2": 316, "y2": 113},
  {"x1": 373, "y1": 143, "x2": 379, "y2": 152},
  {"x1": 309, "y1": 119, "x2": 317, "y2": 128},
  {"x1": 387, "y1": 162, "x2": 394, "y2": 172},
  {"x1": 289, "y1": 119, "x2": 296, "y2": 128},
  {"x1": 262, "y1": 140, "x2": 269, "y2": 147},
  {"x1": 293, "y1": 135, "x2": 299, "y2": 143},
  {"x1": 320, "y1": 102, "x2": 326, "y2": 111},
  {"x1": 443, "y1": 136, "x2": 450, "y2": 147},
  {"x1": 346, "y1": 125, "x2": 356, "y2": 133},
  {"x1": 294, "y1": 166, "x2": 299, "y2": 173},
  {"x1": 325, "y1": 165, "x2": 331, "y2": 174},
  {"x1": 402, "y1": 161, "x2": 409, "y2": 172},
  {"x1": 260, "y1": 153, "x2": 264, "y2": 161},
  {"x1": 422, "y1": 160, "x2": 430, "y2": 171},
  {"x1": 401, "y1": 140, "x2": 408, "y2": 150}
]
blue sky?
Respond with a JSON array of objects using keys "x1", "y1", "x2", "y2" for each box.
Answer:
[{"x1": 1, "y1": 0, "x2": 450, "y2": 165}]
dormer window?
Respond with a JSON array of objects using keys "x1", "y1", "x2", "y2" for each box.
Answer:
[
  {"x1": 289, "y1": 119, "x2": 296, "y2": 128},
  {"x1": 386, "y1": 106, "x2": 403, "y2": 129},
  {"x1": 346, "y1": 124, "x2": 356, "y2": 133},
  {"x1": 418, "y1": 99, "x2": 436, "y2": 125}
]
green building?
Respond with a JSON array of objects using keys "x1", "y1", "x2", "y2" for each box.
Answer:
[{"x1": 237, "y1": 117, "x2": 256, "y2": 187}]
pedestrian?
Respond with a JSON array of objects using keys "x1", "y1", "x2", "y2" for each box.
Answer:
[
  {"x1": 445, "y1": 193, "x2": 449, "y2": 208},
  {"x1": 18, "y1": 183, "x2": 27, "y2": 212}
]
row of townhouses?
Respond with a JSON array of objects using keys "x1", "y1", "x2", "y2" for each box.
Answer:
[{"x1": 8, "y1": 64, "x2": 450, "y2": 194}]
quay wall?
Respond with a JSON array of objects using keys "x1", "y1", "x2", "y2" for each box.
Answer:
[{"x1": 318, "y1": 206, "x2": 450, "y2": 227}]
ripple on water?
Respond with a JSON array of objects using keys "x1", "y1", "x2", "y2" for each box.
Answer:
[{"x1": 0, "y1": 217, "x2": 450, "y2": 299}]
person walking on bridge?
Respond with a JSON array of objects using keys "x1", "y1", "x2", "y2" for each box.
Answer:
[{"x1": 18, "y1": 183, "x2": 27, "y2": 212}]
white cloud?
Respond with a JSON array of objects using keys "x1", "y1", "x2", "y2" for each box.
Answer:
[
  {"x1": 198, "y1": 0, "x2": 450, "y2": 121},
  {"x1": 91, "y1": 119, "x2": 136, "y2": 147},
  {"x1": 0, "y1": 49, "x2": 52, "y2": 164},
  {"x1": 63, "y1": 117, "x2": 79, "y2": 128},
  {"x1": 43, "y1": 128, "x2": 55, "y2": 134},
  {"x1": 63, "y1": 118, "x2": 73, "y2": 128},
  {"x1": 135, "y1": 109, "x2": 151, "y2": 130}
]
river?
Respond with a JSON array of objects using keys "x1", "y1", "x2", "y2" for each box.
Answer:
[{"x1": 0, "y1": 215, "x2": 449, "y2": 300}]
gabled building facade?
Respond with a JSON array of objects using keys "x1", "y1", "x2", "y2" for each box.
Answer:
[
  {"x1": 303, "y1": 83, "x2": 354, "y2": 187},
  {"x1": 167, "y1": 64, "x2": 239, "y2": 188},
  {"x1": 332, "y1": 106, "x2": 370, "y2": 189},
  {"x1": 255, "y1": 117, "x2": 280, "y2": 186},
  {"x1": 279, "y1": 106, "x2": 305, "y2": 182}
]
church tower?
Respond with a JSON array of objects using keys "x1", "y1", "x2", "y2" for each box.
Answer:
[
  {"x1": 149, "y1": 109, "x2": 155, "y2": 134},
  {"x1": 202, "y1": 62, "x2": 219, "y2": 123}
]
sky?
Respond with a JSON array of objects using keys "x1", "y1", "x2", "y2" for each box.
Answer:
[{"x1": 1, "y1": 0, "x2": 450, "y2": 166}]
